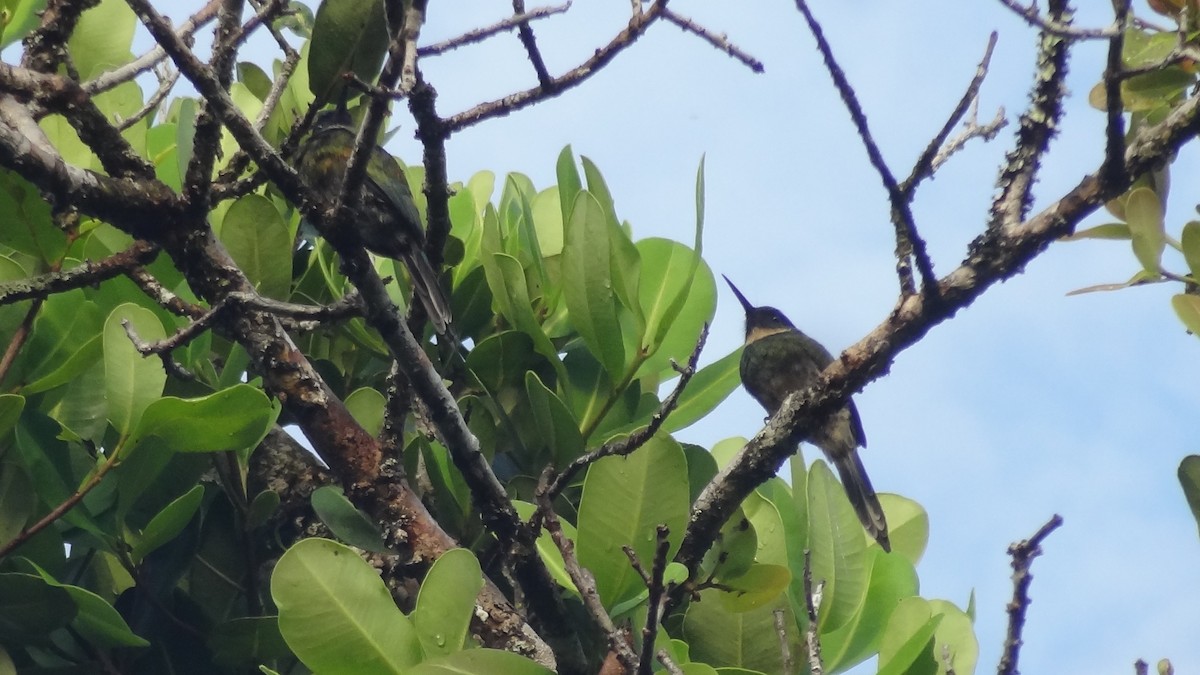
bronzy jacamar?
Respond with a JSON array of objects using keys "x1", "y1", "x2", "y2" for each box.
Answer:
[
  {"x1": 724, "y1": 276, "x2": 890, "y2": 552},
  {"x1": 294, "y1": 106, "x2": 452, "y2": 333}
]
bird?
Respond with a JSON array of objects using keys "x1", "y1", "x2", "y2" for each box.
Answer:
[
  {"x1": 723, "y1": 275, "x2": 890, "y2": 552},
  {"x1": 294, "y1": 105, "x2": 452, "y2": 333}
]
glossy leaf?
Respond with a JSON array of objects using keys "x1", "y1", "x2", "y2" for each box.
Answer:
[
  {"x1": 0, "y1": 573, "x2": 75, "y2": 642},
  {"x1": 346, "y1": 387, "x2": 386, "y2": 437},
  {"x1": 821, "y1": 550, "x2": 919, "y2": 672},
  {"x1": 683, "y1": 587, "x2": 800, "y2": 672},
  {"x1": 124, "y1": 384, "x2": 279, "y2": 458},
  {"x1": 715, "y1": 563, "x2": 791, "y2": 613},
  {"x1": 0, "y1": 461, "x2": 34, "y2": 547},
  {"x1": 307, "y1": 0, "x2": 388, "y2": 106},
  {"x1": 525, "y1": 371, "x2": 585, "y2": 466},
  {"x1": 311, "y1": 486, "x2": 388, "y2": 553},
  {"x1": 68, "y1": 0, "x2": 135, "y2": 79},
  {"x1": 879, "y1": 493, "x2": 929, "y2": 565},
  {"x1": 272, "y1": 538, "x2": 421, "y2": 673},
  {"x1": 562, "y1": 192, "x2": 625, "y2": 379},
  {"x1": 132, "y1": 484, "x2": 203, "y2": 563},
  {"x1": 1125, "y1": 187, "x2": 1165, "y2": 274},
  {"x1": 27, "y1": 563, "x2": 147, "y2": 648},
  {"x1": 1171, "y1": 294, "x2": 1200, "y2": 336},
  {"x1": 927, "y1": 599, "x2": 978, "y2": 675},
  {"x1": 807, "y1": 460, "x2": 870, "y2": 634},
  {"x1": 1179, "y1": 455, "x2": 1200, "y2": 537},
  {"x1": 222, "y1": 194, "x2": 292, "y2": 299},
  {"x1": 0, "y1": 0, "x2": 47, "y2": 50},
  {"x1": 576, "y1": 434, "x2": 688, "y2": 608},
  {"x1": 103, "y1": 303, "x2": 167, "y2": 437},
  {"x1": 411, "y1": 548, "x2": 483, "y2": 657},
  {"x1": 1181, "y1": 221, "x2": 1200, "y2": 278},
  {"x1": 877, "y1": 597, "x2": 943, "y2": 675}
]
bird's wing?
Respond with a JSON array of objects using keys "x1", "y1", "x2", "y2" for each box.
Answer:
[{"x1": 365, "y1": 146, "x2": 425, "y2": 241}]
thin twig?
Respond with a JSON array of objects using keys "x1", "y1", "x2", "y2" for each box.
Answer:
[
  {"x1": 0, "y1": 444, "x2": 120, "y2": 561},
  {"x1": 997, "y1": 514, "x2": 1063, "y2": 675},
  {"x1": 0, "y1": 241, "x2": 160, "y2": 307},
  {"x1": 1100, "y1": 0, "x2": 1131, "y2": 189},
  {"x1": 512, "y1": 0, "x2": 554, "y2": 88},
  {"x1": 656, "y1": 650, "x2": 685, "y2": 675},
  {"x1": 83, "y1": 0, "x2": 222, "y2": 95},
  {"x1": 636, "y1": 526, "x2": 671, "y2": 675},
  {"x1": 661, "y1": 8, "x2": 764, "y2": 73},
  {"x1": 995, "y1": 0, "x2": 1119, "y2": 39},
  {"x1": 794, "y1": 0, "x2": 936, "y2": 297},
  {"x1": 902, "y1": 32, "x2": 1001, "y2": 194},
  {"x1": 803, "y1": 550, "x2": 823, "y2": 675},
  {"x1": 538, "y1": 495, "x2": 638, "y2": 670},
  {"x1": 418, "y1": 3, "x2": 571, "y2": 57},
  {"x1": 775, "y1": 608, "x2": 795, "y2": 675}
]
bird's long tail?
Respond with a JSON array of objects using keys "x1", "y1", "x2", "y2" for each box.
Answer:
[
  {"x1": 833, "y1": 451, "x2": 891, "y2": 552},
  {"x1": 401, "y1": 248, "x2": 453, "y2": 335}
]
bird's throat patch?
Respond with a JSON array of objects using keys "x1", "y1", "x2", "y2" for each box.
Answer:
[{"x1": 745, "y1": 325, "x2": 792, "y2": 345}]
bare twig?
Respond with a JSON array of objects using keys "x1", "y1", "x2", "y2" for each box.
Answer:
[
  {"x1": 661, "y1": 8, "x2": 764, "y2": 73},
  {"x1": 115, "y1": 65, "x2": 180, "y2": 132},
  {"x1": 656, "y1": 650, "x2": 685, "y2": 675},
  {"x1": 902, "y1": 33, "x2": 1001, "y2": 194},
  {"x1": 540, "y1": 323, "x2": 709, "y2": 502},
  {"x1": 512, "y1": 0, "x2": 554, "y2": 88},
  {"x1": 997, "y1": 514, "x2": 1063, "y2": 675},
  {"x1": 0, "y1": 241, "x2": 159, "y2": 307},
  {"x1": 538, "y1": 496, "x2": 638, "y2": 671},
  {"x1": 803, "y1": 550, "x2": 823, "y2": 675},
  {"x1": 793, "y1": 0, "x2": 936, "y2": 297},
  {"x1": 995, "y1": 0, "x2": 1119, "y2": 39},
  {"x1": 83, "y1": 0, "x2": 222, "y2": 95},
  {"x1": 418, "y1": 3, "x2": 571, "y2": 57},
  {"x1": 775, "y1": 608, "x2": 795, "y2": 675},
  {"x1": 636, "y1": 526, "x2": 672, "y2": 675},
  {"x1": 931, "y1": 102, "x2": 1007, "y2": 173},
  {"x1": 989, "y1": 0, "x2": 1073, "y2": 235},
  {"x1": 1101, "y1": 0, "x2": 1131, "y2": 189}
]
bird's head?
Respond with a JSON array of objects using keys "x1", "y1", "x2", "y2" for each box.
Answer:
[{"x1": 723, "y1": 275, "x2": 797, "y2": 343}]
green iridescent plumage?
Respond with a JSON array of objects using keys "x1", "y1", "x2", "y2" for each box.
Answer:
[
  {"x1": 295, "y1": 108, "x2": 451, "y2": 332},
  {"x1": 724, "y1": 275, "x2": 890, "y2": 552}
]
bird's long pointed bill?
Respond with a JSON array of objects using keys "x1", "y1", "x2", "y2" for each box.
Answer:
[{"x1": 722, "y1": 275, "x2": 755, "y2": 313}]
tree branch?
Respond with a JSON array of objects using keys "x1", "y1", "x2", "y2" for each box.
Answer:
[{"x1": 997, "y1": 514, "x2": 1063, "y2": 675}]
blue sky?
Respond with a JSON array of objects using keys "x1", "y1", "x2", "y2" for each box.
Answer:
[{"x1": 405, "y1": 1, "x2": 1200, "y2": 672}]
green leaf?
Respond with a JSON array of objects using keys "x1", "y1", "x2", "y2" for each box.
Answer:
[
  {"x1": 807, "y1": 461, "x2": 870, "y2": 633},
  {"x1": 131, "y1": 484, "x2": 203, "y2": 563},
  {"x1": 408, "y1": 649, "x2": 555, "y2": 675},
  {"x1": 928, "y1": 599, "x2": 978, "y2": 675},
  {"x1": 525, "y1": 371, "x2": 585, "y2": 466},
  {"x1": 411, "y1": 549, "x2": 483, "y2": 657},
  {"x1": 699, "y1": 507, "x2": 755, "y2": 584},
  {"x1": 683, "y1": 586, "x2": 800, "y2": 672},
  {"x1": 124, "y1": 384, "x2": 279, "y2": 458},
  {"x1": 490, "y1": 253, "x2": 565, "y2": 381},
  {"x1": 311, "y1": 485, "x2": 388, "y2": 553},
  {"x1": 222, "y1": 194, "x2": 292, "y2": 299},
  {"x1": 877, "y1": 597, "x2": 943, "y2": 675},
  {"x1": 20, "y1": 293, "x2": 103, "y2": 391},
  {"x1": 662, "y1": 347, "x2": 742, "y2": 434},
  {"x1": 636, "y1": 238, "x2": 715, "y2": 376},
  {"x1": 0, "y1": 573, "x2": 75, "y2": 642},
  {"x1": 1179, "y1": 456, "x2": 1200, "y2": 537},
  {"x1": 1061, "y1": 222, "x2": 1131, "y2": 241},
  {"x1": 513, "y1": 500, "x2": 579, "y2": 594},
  {"x1": 1125, "y1": 187, "x2": 1165, "y2": 274},
  {"x1": 68, "y1": 0, "x2": 135, "y2": 79},
  {"x1": 210, "y1": 617, "x2": 291, "y2": 667},
  {"x1": 555, "y1": 146, "x2": 582, "y2": 224},
  {"x1": 715, "y1": 563, "x2": 791, "y2": 613},
  {"x1": 345, "y1": 387, "x2": 386, "y2": 437},
  {"x1": 0, "y1": 461, "x2": 35, "y2": 547},
  {"x1": 27, "y1": 563, "x2": 148, "y2": 647},
  {"x1": 0, "y1": 394, "x2": 24, "y2": 438},
  {"x1": 103, "y1": 303, "x2": 167, "y2": 437},
  {"x1": 820, "y1": 550, "x2": 919, "y2": 673},
  {"x1": 576, "y1": 434, "x2": 688, "y2": 608},
  {"x1": 879, "y1": 493, "x2": 929, "y2": 565},
  {"x1": 0, "y1": 0, "x2": 48, "y2": 50},
  {"x1": 1171, "y1": 294, "x2": 1200, "y2": 336},
  {"x1": 13, "y1": 412, "x2": 104, "y2": 536},
  {"x1": 562, "y1": 192, "x2": 625, "y2": 379},
  {"x1": 1182, "y1": 221, "x2": 1200, "y2": 278},
  {"x1": 307, "y1": 0, "x2": 389, "y2": 107},
  {"x1": 272, "y1": 538, "x2": 421, "y2": 673}
]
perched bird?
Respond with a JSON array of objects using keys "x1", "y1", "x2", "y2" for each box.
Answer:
[
  {"x1": 294, "y1": 106, "x2": 452, "y2": 333},
  {"x1": 724, "y1": 276, "x2": 890, "y2": 552}
]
